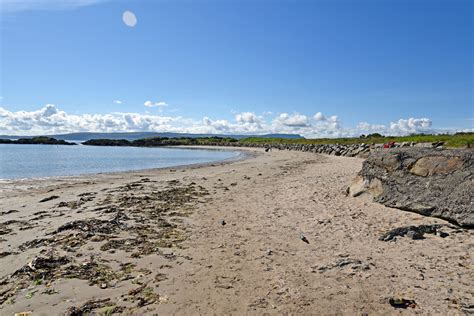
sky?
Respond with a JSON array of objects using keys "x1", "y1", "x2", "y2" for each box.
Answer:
[{"x1": 0, "y1": 0, "x2": 472, "y2": 137}]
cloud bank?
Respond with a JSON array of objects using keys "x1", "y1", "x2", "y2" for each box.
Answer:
[{"x1": 0, "y1": 104, "x2": 448, "y2": 138}]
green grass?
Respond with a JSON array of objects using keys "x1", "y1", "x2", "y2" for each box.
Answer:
[
  {"x1": 238, "y1": 133, "x2": 474, "y2": 148},
  {"x1": 82, "y1": 133, "x2": 473, "y2": 148}
]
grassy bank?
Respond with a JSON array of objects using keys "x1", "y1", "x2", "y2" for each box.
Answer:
[
  {"x1": 239, "y1": 133, "x2": 473, "y2": 148},
  {"x1": 82, "y1": 133, "x2": 473, "y2": 148}
]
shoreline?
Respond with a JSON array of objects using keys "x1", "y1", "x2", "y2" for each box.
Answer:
[
  {"x1": 0, "y1": 149, "x2": 471, "y2": 315},
  {"x1": 0, "y1": 146, "x2": 254, "y2": 194}
]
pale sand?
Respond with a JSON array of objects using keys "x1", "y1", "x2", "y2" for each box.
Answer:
[{"x1": 0, "y1": 147, "x2": 472, "y2": 315}]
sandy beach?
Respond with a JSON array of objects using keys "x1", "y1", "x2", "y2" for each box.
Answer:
[{"x1": 0, "y1": 147, "x2": 472, "y2": 315}]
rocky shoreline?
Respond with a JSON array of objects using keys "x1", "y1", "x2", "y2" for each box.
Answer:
[
  {"x1": 193, "y1": 140, "x2": 448, "y2": 158},
  {"x1": 348, "y1": 148, "x2": 473, "y2": 228}
]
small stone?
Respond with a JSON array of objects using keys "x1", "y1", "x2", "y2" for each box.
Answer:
[
  {"x1": 219, "y1": 220, "x2": 226, "y2": 226},
  {"x1": 389, "y1": 297, "x2": 416, "y2": 308},
  {"x1": 100, "y1": 283, "x2": 107, "y2": 289},
  {"x1": 438, "y1": 231, "x2": 449, "y2": 238},
  {"x1": 406, "y1": 230, "x2": 424, "y2": 240},
  {"x1": 300, "y1": 234, "x2": 309, "y2": 244}
]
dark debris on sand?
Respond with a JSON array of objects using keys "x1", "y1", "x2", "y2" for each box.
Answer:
[
  {"x1": 1, "y1": 181, "x2": 208, "y2": 311},
  {"x1": 379, "y1": 224, "x2": 454, "y2": 241}
]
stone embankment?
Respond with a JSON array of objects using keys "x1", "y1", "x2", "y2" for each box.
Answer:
[
  {"x1": 209, "y1": 141, "x2": 446, "y2": 158},
  {"x1": 348, "y1": 148, "x2": 473, "y2": 228},
  {"x1": 210, "y1": 140, "x2": 472, "y2": 227}
]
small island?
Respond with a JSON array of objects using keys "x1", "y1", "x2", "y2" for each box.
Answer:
[
  {"x1": 0, "y1": 136, "x2": 76, "y2": 145},
  {"x1": 82, "y1": 136, "x2": 238, "y2": 147}
]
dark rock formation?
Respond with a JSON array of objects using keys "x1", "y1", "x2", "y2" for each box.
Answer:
[
  {"x1": 379, "y1": 224, "x2": 448, "y2": 241},
  {"x1": 0, "y1": 137, "x2": 76, "y2": 145},
  {"x1": 348, "y1": 148, "x2": 473, "y2": 227},
  {"x1": 194, "y1": 140, "x2": 447, "y2": 158}
]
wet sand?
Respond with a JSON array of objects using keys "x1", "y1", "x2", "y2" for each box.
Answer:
[{"x1": 0, "y1": 147, "x2": 472, "y2": 315}]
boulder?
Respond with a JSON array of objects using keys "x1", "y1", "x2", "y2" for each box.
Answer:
[
  {"x1": 348, "y1": 148, "x2": 473, "y2": 228},
  {"x1": 409, "y1": 156, "x2": 464, "y2": 176}
]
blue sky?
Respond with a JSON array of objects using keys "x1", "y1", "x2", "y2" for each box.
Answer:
[{"x1": 0, "y1": 0, "x2": 472, "y2": 137}]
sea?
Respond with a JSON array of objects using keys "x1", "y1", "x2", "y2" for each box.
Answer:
[{"x1": 0, "y1": 144, "x2": 241, "y2": 180}]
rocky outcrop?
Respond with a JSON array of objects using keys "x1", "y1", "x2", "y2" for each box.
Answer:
[
  {"x1": 0, "y1": 137, "x2": 76, "y2": 145},
  {"x1": 203, "y1": 141, "x2": 447, "y2": 158},
  {"x1": 348, "y1": 148, "x2": 473, "y2": 227}
]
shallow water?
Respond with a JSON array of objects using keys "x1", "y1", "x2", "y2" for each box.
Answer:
[{"x1": 0, "y1": 144, "x2": 240, "y2": 179}]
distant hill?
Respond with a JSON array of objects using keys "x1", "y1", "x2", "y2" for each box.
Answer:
[{"x1": 0, "y1": 132, "x2": 304, "y2": 141}]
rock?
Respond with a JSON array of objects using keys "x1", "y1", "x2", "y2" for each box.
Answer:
[
  {"x1": 409, "y1": 156, "x2": 464, "y2": 176},
  {"x1": 350, "y1": 148, "x2": 473, "y2": 228},
  {"x1": 437, "y1": 231, "x2": 449, "y2": 238},
  {"x1": 347, "y1": 176, "x2": 383, "y2": 198},
  {"x1": 39, "y1": 195, "x2": 60, "y2": 203},
  {"x1": 461, "y1": 303, "x2": 474, "y2": 314},
  {"x1": 406, "y1": 230, "x2": 424, "y2": 240},
  {"x1": 0, "y1": 209, "x2": 18, "y2": 216},
  {"x1": 335, "y1": 258, "x2": 361, "y2": 267},
  {"x1": 389, "y1": 298, "x2": 416, "y2": 309},
  {"x1": 219, "y1": 220, "x2": 226, "y2": 226},
  {"x1": 0, "y1": 251, "x2": 13, "y2": 258},
  {"x1": 300, "y1": 234, "x2": 309, "y2": 244},
  {"x1": 379, "y1": 224, "x2": 446, "y2": 241}
]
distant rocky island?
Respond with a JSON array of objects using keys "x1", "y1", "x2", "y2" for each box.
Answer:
[
  {"x1": 0, "y1": 132, "x2": 303, "y2": 142},
  {"x1": 82, "y1": 136, "x2": 238, "y2": 147},
  {"x1": 0, "y1": 136, "x2": 76, "y2": 145}
]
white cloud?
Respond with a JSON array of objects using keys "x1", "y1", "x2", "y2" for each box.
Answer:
[
  {"x1": 274, "y1": 113, "x2": 310, "y2": 127},
  {"x1": 144, "y1": 100, "x2": 168, "y2": 108},
  {"x1": 0, "y1": 105, "x2": 452, "y2": 139},
  {"x1": 202, "y1": 117, "x2": 230, "y2": 132},
  {"x1": 355, "y1": 118, "x2": 434, "y2": 136},
  {"x1": 235, "y1": 112, "x2": 261, "y2": 124},
  {"x1": 389, "y1": 118, "x2": 432, "y2": 135},
  {"x1": 0, "y1": 104, "x2": 181, "y2": 135},
  {"x1": 0, "y1": 0, "x2": 109, "y2": 12},
  {"x1": 113, "y1": 100, "x2": 122, "y2": 104},
  {"x1": 356, "y1": 122, "x2": 386, "y2": 133},
  {"x1": 314, "y1": 112, "x2": 325, "y2": 121}
]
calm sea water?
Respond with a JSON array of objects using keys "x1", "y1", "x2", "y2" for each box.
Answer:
[{"x1": 0, "y1": 144, "x2": 241, "y2": 180}]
